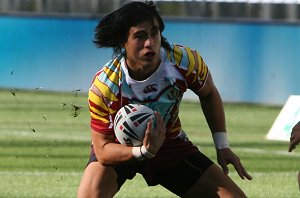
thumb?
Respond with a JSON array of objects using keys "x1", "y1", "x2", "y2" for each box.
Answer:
[
  {"x1": 289, "y1": 138, "x2": 297, "y2": 152},
  {"x1": 288, "y1": 144, "x2": 292, "y2": 152},
  {"x1": 288, "y1": 142, "x2": 295, "y2": 152}
]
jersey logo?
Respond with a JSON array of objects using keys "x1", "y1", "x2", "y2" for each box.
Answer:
[{"x1": 143, "y1": 84, "x2": 158, "y2": 93}]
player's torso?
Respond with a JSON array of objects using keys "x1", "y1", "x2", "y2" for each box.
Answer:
[
  {"x1": 104, "y1": 48, "x2": 188, "y2": 137},
  {"x1": 126, "y1": 53, "x2": 186, "y2": 125}
]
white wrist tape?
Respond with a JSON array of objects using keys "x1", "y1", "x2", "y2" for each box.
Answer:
[
  {"x1": 140, "y1": 145, "x2": 155, "y2": 158},
  {"x1": 212, "y1": 132, "x2": 229, "y2": 149},
  {"x1": 132, "y1": 146, "x2": 155, "y2": 161},
  {"x1": 132, "y1": 147, "x2": 145, "y2": 161}
]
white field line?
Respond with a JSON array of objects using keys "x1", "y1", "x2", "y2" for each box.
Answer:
[
  {"x1": 0, "y1": 171, "x2": 82, "y2": 176},
  {"x1": 1, "y1": 131, "x2": 299, "y2": 156},
  {"x1": 0, "y1": 130, "x2": 90, "y2": 142},
  {"x1": 234, "y1": 147, "x2": 300, "y2": 157},
  {"x1": 0, "y1": 170, "x2": 296, "y2": 177}
]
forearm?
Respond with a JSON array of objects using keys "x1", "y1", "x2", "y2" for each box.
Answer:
[
  {"x1": 91, "y1": 130, "x2": 136, "y2": 166},
  {"x1": 91, "y1": 123, "x2": 159, "y2": 166}
]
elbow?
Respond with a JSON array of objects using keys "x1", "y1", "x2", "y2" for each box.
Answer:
[
  {"x1": 97, "y1": 158, "x2": 111, "y2": 167},
  {"x1": 94, "y1": 149, "x2": 113, "y2": 166}
]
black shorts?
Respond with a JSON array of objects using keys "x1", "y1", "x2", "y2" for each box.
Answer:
[{"x1": 87, "y1": 136, "x2": 214, "y2": 197}]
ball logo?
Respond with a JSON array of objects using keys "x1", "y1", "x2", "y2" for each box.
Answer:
[{"x1": 143, "y1": 84, "x2": 158, "y2": 93}]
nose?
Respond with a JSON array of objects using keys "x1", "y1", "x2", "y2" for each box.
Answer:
[{"x1": 144, "y1": 35, "x2": 154, "y2": 48}]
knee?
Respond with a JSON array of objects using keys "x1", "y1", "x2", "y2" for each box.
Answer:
[
  {"x1": 77, "y1": 177, "x2": 95, "y2": 198},
  {"x1": 77, "y1": 177, "x2": 111, "y2": 198},
  {"x1": 77, "y1": 162, "x2": 119, "y2": 198}
]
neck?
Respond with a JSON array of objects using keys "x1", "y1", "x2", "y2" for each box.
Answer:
[{"x1": 126, "y1": 59, "x2": 160, "y2": 81}]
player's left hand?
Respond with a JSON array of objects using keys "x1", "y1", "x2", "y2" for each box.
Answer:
[
  {"x1": 217, "y1": 148, "x2": 252, "y2": 180},
  {"x1": 289, "y1": 121, "x2": 300, "y2": 152}
]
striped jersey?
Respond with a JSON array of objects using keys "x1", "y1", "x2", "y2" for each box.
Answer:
[{"x1": 88, "y1": 43, "x2": 209, "y2": 139}]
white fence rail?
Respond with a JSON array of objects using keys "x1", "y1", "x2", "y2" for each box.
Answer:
[{"x1": 0, "y1": 0, "x2": 299, "y2": 22}]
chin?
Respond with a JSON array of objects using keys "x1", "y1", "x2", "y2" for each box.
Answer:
[
  {"x1": 145, "y1": 56, "x2": 159, "y2": 64},
  {"x1": 144, "y1": 59, "x2": 158, "y2": 67}
]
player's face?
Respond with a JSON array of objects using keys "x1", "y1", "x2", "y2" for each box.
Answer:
[{"x1": 124, "y1": 19, "x2": 162, "y2": 79}]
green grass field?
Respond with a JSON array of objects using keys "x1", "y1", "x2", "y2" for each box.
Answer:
[{"x1": 0, "y1": 89, "x2": 299, "y2": 197}]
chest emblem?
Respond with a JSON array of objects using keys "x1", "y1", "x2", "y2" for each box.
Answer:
[{"x1": 143, "y1": 84, "x2": 158, "y2": 93}]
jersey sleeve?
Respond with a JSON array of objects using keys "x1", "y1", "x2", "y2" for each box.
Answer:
[
  {"x1": 88, "y1": 60, "x2": 122, "y2": 135},
  {"x1": 167, "y1": 44, "x2": 209, "y2": 95}
]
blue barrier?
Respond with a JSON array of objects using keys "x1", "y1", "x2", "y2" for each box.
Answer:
[{"x1": 1, "y1": 15, "x2": 299, "y2": 105}]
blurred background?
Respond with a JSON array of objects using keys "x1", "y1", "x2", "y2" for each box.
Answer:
[{"x1": 1, "y1": 0, "x2": 300, "y2": 105}]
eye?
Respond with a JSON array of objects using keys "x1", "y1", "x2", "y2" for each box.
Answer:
[
  {"x1": 150, "y1": 30, "x2": 158, "y2": 38},
  {"x1": 134, "y1": 32, "x2": 147, "y2": 40},
  {"x1": 150, "y1": 27, "x2": 160, "y2": 37}
]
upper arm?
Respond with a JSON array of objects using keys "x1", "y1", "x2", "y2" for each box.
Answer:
[{"x1": 198, "y1": 72, "x2": 216, "y2": 98}]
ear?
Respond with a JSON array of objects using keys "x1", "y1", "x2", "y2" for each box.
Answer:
[{"x1": 121, "y1": 42, "x2": 125, "y2": 48}]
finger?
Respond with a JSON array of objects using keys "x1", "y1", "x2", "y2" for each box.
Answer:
[
  {"x1": 289, "y1": 139, "x2": 298, "y2": 152},
  {"x1": 145, "y1": 118, "x2": 153, "y2": 134},
  {"x1": 148, "y1": 117, "x2": 153, "y2": 129},
  {"x1": 143, "y1": 119, "x2": 153, "y2": 143},
  {"x1": 241, "y1": 166, "x2": 253, "y2": 180},
  {"x1": 154, "y1": 112, "x2": 166, "y2": 133},
  {"x1": 220, "y1": 163, "x2": 229, "y2": 175},
  {"x1": 288, "y1": 143, "x2": 295, "y2": 152},
  {"x1": 154, "y1": 112, "x2": 163, "y2": 126},
  {"x1": 234, "y1": 165, "x2": 245, "y2": 179},
  {"x1": 231, "y1": 160, "x2": 245, "y2": 179}
]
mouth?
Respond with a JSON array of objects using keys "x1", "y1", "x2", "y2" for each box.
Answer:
[{"x1": 144, "y1": 51, "x2": 155, "y2": 58}]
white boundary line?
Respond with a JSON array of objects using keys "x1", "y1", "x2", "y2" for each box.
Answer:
[
  {"x1": 0, "y1": 170, "x2": 296, "y2": 177},
  {"x1": 0, "y1": 171, "x2": 82, "y2": 176},
  {"x1": 0, "y1": 130, "x2": 90, "y2": 142},
  {"x1": 2, "y1": 131, "x2": 299, "y2": 156},
  {"x1": 235, "y1": 147, "x2": 300, "y2": 157}
]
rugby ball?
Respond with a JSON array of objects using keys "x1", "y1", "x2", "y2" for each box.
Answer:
[{"x1": 114, "y1": 104, "x2": 155, "y2": 146}]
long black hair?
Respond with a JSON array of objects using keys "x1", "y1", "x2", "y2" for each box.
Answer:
[{"x1": 94, "y1": 1, "x2": 170, "y2": 56}]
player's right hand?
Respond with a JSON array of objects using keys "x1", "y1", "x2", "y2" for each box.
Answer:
[{"x1": 143, "y1": 111, "x2": 166, "y2": 155}]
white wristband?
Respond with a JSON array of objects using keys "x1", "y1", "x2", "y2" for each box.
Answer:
[
  {"x1": 212, "y1": 132, "x2": 229, "y2": 149},
  {"x1": 132, "y1": 147, "x2": 145, "y2": 161},
  {"x1": 140, "y1": 145, "x2": 155, "y2": 158},
  {"x1": 132, "y1": 146, "x2": 155, "y2": 161}
]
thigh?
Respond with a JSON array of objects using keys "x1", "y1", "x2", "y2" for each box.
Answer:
[
  {"x1": 183, "y1": 164, "x2": 247, "y2": 198},
  {"x1": 77, "y1": 162, "x2": 119, "y2": 198},
  {"x1": 152, "y1": 152, "x2": 214, "y2": 197}
]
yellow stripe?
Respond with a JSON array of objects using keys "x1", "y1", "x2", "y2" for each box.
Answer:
[
  {"x1": 89, "y1": 94, "x2": 108, "y2": 118},
  {"x1": 198, "y1": 54, "x2": 208, "y2": 80},
  {"x1": 89, "y1": 90, "x2": 108, "y2": 111},
  {"x1": 186, "y1": 47, "x2": 195, "y2": 76},
  {"x1": 90, "y1": 112, "x2": 110, "y2": 123},
  {"x1": 90, "y1": 105, "x2": 108, "y2": 117},
  {"x1": 113, "y1": 58, "x2": 120, "y2": 67},
  {"x1": 173, "y1": 45, "x2": 183, "y2": 65},
  {"x1": 169, "y1": 125, "x2": 181, "y2": 133},
  {"x1": 89, "y1": 90, "x2": 116, "y2": 115},
  {"x1": 112, "y1": 59, "x2": 122, "y2": 80},
  {"x1": 117, "y1": 63, "x2": 122, "y2": 79},
  {"x1": 93, "y1": 78, "x2": 118, "y2": 102},
  {"x1": 103, "y1": 67, "x2": 119, "y2": 85},
  {"x1": 166, "y1": 49, "x2": 172, "y2": 62}
]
